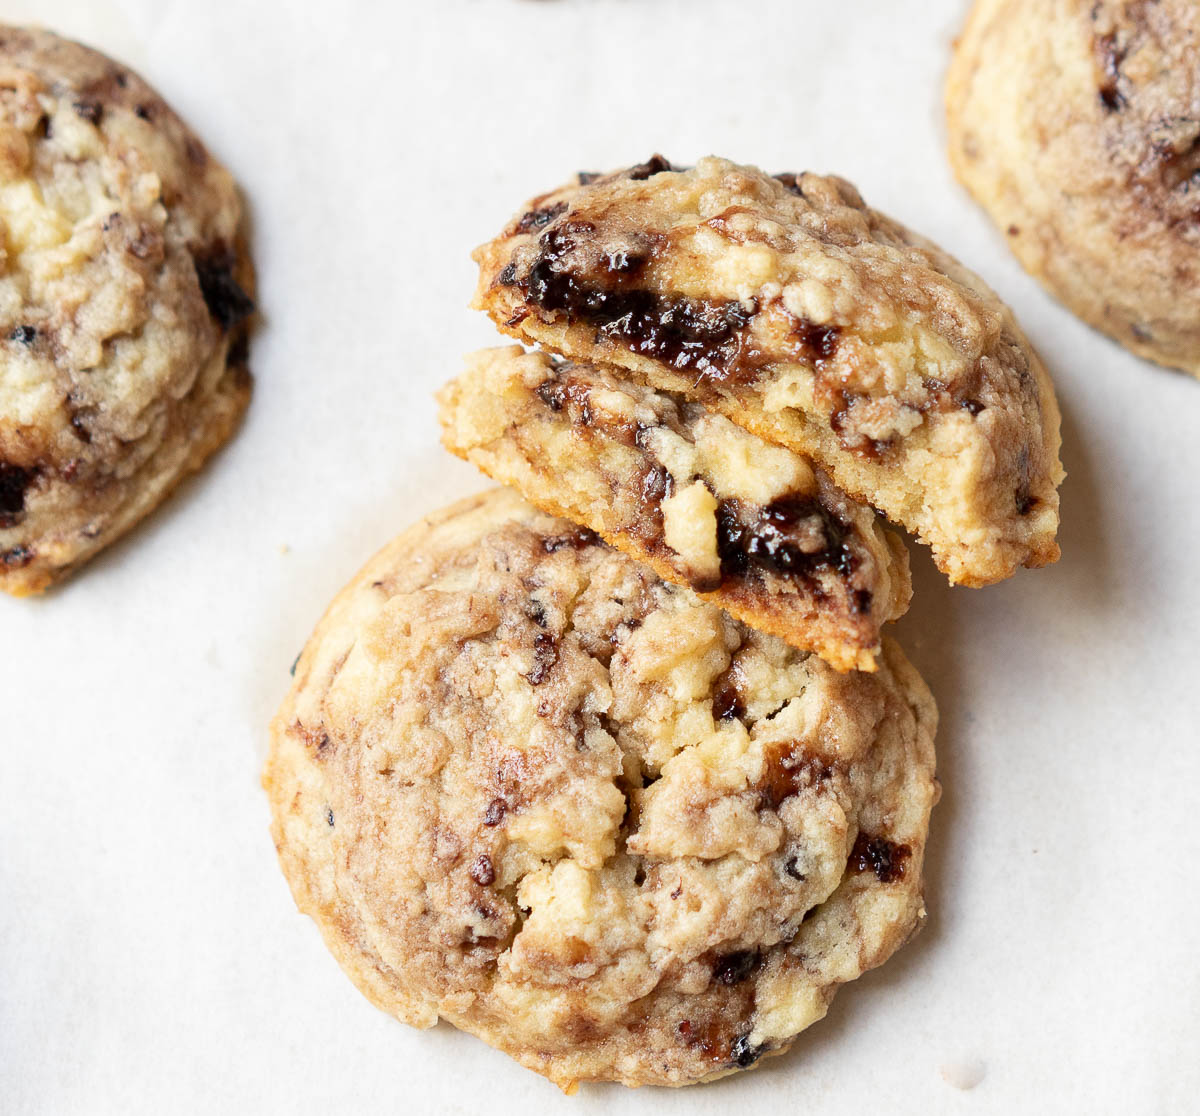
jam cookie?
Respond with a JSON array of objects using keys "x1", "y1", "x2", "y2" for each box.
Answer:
[
  {"x1": 438, "y1": 346, "x2": 911, "y2": 672},
  {"x1": 265, "y1": 488, "x2": 939, "y2": 1091},
  {"x1": 0, "y1": 27, "x2": 253, "y2": 594},
  {"x1": 947, "y1": 0, "x2": 1200, "y2": 377},
  {"x1": 472, "y1": 156, "x2": 1063, "y2": 587}
]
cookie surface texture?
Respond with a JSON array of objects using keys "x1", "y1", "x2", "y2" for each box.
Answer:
[
  {"x1": 265, "y1": 488, "x2": 939, "y2": 1090},
  {"x1": 947, "y1": 0, "x2": 1200, "y2": 377},
  {"x1": 0, "y1": 26, "x2": 253, "y2": 593}
]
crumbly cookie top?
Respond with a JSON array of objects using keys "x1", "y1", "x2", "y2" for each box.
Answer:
[
  {"x1": 952, "y1": 0, "x2": 1200, "y2": 246},
  {"x1": 1085, "y1": 1, "x2": 1200, "y2": 227},
  {"x1": 268, "y1": 490, "x2": 938, "y2": 1088},
  {"x1": 476, "y1": 155, "x2": 1040, "y2": 456},
  {"x1": 0, "y1": 26, "x2": 251, "y2": 530},
  {"x1": 473, "y1": 157, "x2": 1063, "y2": 586}
]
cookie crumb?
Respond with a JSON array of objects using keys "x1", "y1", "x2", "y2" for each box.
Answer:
[{"x1": 940, "y1": 1057, "x2": 986, "y2": 1090}]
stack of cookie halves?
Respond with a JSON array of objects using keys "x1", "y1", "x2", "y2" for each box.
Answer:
[{"x1": 265, "y1": 157, "x2": 1064, "y2": 1091}]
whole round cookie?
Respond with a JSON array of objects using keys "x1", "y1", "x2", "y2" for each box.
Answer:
[
  {"x1": 947, "y1": 0, "x2": 1200, "y2": 376},
  {"x1": 264, "y1": 488, "x2": 939, "y2": 1090},
  {"x1": 0, "y1": 26, "x2": 253, "y2": 594}
]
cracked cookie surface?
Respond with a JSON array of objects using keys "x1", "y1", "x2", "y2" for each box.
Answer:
[
  {"x1": 473, "y1": 155, "x2": 1063, "y2": 587},
  {"x1": 438, "y1": 346, "x2": 911, "y2": 672},
  {"x1": 0, "y1": 26, "x2": 253, "y2": 593},
  {"x1": 264, "y1": 488, "x2": 939, "y2": 1090},
  {"x1": 947, "y1": 0, "x2": 1200, "y2": 377}
]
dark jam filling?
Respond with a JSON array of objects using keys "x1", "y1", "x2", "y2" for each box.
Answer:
[
  {"x1": 531, "y1": 271, "x2": 754, "y2": 376},
  {"x1": 191, "y1": 246, "x2": 255, "y2": 331},
  {"x1": 0, "y1": 463, "x2": 36, "y2": 527},
  {"x1": 716, "y1": 494, "x2": 853, "y2": 582},
  {"x1": 712, "y1": 950, "x2": 761, "y2": 986},
  {"x1": 730, "y1": 1033, "x2": 765, "y2": 1069},
  {"x1": 1, "y1": 544, "x2": 34, "y2": 567},
  {"x1": 637, "y1": 460, "x2": 673, "y2": 509},
  {"x1": 541, "y1": 525, "x2": 600, "y2": 552},
  {"x1": 525, "y1": 631, "x2": 558, "y2": 685},
  {"x1": 676, "y1": 1015, "x2": 765, "y2": 1070},
  {"x1": 1157, "y1": 133, "x2": 1200, "y2": 192},
  {"x1": 774, "y1": 171, "x2": 805, "y2": 196},
  {"x1": 509, "y1": 223, "x2": 758, "y2": 378},
  {"x1": 848, "y1": 832, "x2": 911, "y2": 884},
  {"x1": 599, "y1": 291, "x2": 754, "y2": 376},
  {"x1": 515, "y1": 201, "x2": 568, "y2": 233},
  {"x1": 677, "y1": 1018, "x2": 765, "y2": 1070},
  {"x1": 626, "y1": 154, "x2": 676, "y2": 180},
  {"x1": 504, "y1": 192, "x2": 856, "y2": 390},
  {"x1": 758, "y1": 745, "x2": 834, "y2": 811},
  {"x1": 712, "y1": 684, "x2": 744, "y2": 722},
  {"x1": 1094, "y1": 31, "x2": 1128, "y2": 112},
  {"x1": 792, "y1": 318, "x2": 840, "y2": 362},
  {"x1": 535, "y1": 376, "x2": 594, "y2": 423}
]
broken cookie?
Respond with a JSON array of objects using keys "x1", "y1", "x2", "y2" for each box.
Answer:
[
  {"x1": 473, "y1": 156, "x2": 1063, "y2": 587},
  {"x1": 439, "y1": 346, "x2": 910, "y2": 671}
]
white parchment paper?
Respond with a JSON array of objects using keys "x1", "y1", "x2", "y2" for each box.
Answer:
[{"x1": 2, "y1": 1, "x2": 1197, "y2": 1112}]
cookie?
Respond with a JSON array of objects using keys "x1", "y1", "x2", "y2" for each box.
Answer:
[
  {"x1": 264, "y1": 488, "x2": 939, "y2": 1090},
  {"x1": 438, "y1": 346, "x2": 911, "y2": 672},
  {"x1": 947, "y1": 0, "x2": 1200, "y2": 377},
  {"x1": 0, "y1": 26, "x2": 253, "y2": 594},
  {"x1": 472, "y1": 156, "x2": 1064, "y2": 588}
]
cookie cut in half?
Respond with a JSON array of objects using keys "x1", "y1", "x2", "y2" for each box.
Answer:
[
  {"x1": 472, "y1": 155, "x2": 1063, "y2": 587},
  {"x1": 0, "y1": 26, "x2": 254, "y2": 594},
  {"x1": 265, "y1": 488, "x2": 939, "y2": 1091},
  {"x1": 947, "y1": 0, "x2": 1200, "y2": 378},
  {"x1": 438, "y1": 346, "x2": 911, "y2": 672}
]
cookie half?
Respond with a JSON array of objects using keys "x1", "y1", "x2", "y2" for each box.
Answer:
[
  {"x1": 472, "y1": 156, "x2": 1064, "y2": 587},
  {"x1": 438, "y1": 346, "x2": 911, "y2": 672},
  {"x1": 0, "y1": 26, "x2": 253, "y2": 594},
  {"x1": 947, "y1": 0, "x2": 1200, "y2": 377},
  {"x1": 265, "y1": 488, "x2": 939, "y2": 1090}
]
